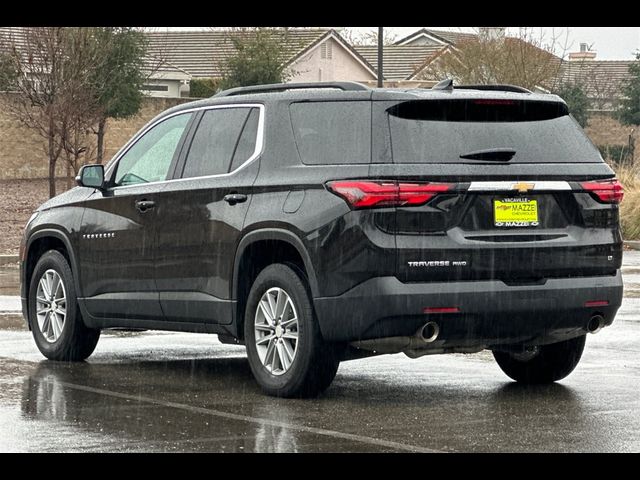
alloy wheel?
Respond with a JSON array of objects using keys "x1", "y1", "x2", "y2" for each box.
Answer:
[{"x1": 254, "y1": 287, "x2": 299, "y2": 375}]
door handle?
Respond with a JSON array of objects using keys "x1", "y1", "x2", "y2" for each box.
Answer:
[
  {"x1": 135, "y1": 199, "x2": 156, "y2": 213},
  {"x1": 224, "y1": 193, "x2": 248, "y2": 206}
]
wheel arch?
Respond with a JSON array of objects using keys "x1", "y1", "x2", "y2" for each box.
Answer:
[
  {"x1": 232, "y1": 229, "x2": 319, "y2": 300},
  {"x1": 231, "y1": 228, "x2": 318, "y2": 340},
  {"x1": 24, "y1": 229, "x2": 81, "y2": 303}
]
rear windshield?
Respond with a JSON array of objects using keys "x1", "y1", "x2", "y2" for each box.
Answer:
[{"x1": 387, "y1": 99, "x2": 603, "y2": 164}]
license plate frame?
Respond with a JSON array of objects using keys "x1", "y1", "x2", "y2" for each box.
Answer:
[{"x1": 493, "y1": 197, "x2": 539, "y2": 227}]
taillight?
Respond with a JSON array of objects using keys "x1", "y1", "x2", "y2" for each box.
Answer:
[
  {"x1": 326, "y1": 181, "x2": 453, "y2": 209},
  {"x1": 580, "y1": 179, "x2": 624, "y2": 204}
]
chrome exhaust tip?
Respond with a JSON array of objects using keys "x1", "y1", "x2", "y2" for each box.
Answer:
[
  {"x1": 587, "y1": 314, "x2": 605, "y2": 334},
  {"x1": 420, "y1": 322, "x2": 440, "y2": 343}
]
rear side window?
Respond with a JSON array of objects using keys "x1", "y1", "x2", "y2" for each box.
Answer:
[
  {"x1": 387, "y1": 99, "x2": 603, "y2": 164},
  {"x1": 229, "y1": 108, "x2": 260, "y2": 172},
  {"x1": 182, "y1": 107, "x2": 257, "y2": 178},
  {"x1": 290, "y1": 101, "x2": 371, "y2": 165}
]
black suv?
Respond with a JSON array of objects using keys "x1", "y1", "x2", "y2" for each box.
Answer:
[{"x1": 20, "y1": 81, "x2": 623, "y2": 397}]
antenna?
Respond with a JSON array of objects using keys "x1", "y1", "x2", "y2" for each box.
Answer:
[{"x1": 432, "y1": 78, "x2": 454, "y2": 91}]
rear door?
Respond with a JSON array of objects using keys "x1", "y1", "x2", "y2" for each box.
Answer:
[
  {"x1": 370, "y1": 97, "x2": 622, "y2": 284},
  {"x1": 154, "y1": 104, "x2": 263, "y2": 324}
]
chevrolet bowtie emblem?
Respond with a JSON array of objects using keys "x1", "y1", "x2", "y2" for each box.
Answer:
[{"x1": 511, "y1": 182, "x2": 535, "y2": 193}]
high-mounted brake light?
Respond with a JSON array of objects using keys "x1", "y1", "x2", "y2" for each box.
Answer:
[
  {"x1": 473, "y1": 99, "x2": 516, "y2": 105},
  {"x1": 423, "y1": 307, "x2": 460, "y2": 314},
  {"x1": 580, "y1": 179, "x2": 624, "y2": 204},
  {"x1": 326, "y1": 181, "x2": 454, "y2": 209}
]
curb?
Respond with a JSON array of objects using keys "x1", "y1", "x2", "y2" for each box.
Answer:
[
  {"x1": 0, "y1": 255, "x2": 19, "y2": 266},
  {"x1": 625, "y1": 241, "x2": 640, "y2": 251}
]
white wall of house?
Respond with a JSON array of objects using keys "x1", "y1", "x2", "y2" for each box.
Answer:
[
  {"x1": 287, "y1": 37, "x2": 375, "y2": 83},
  {"x1": 141, "y1": 79, "x2": 183, "y2": 98}
]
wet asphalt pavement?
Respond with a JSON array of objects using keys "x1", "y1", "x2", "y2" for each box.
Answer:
[{"x1": 1, "y1": 254, "x2": 640, "y2": 452}]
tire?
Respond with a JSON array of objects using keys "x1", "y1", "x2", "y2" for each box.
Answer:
[
  {"x1": 244, "y1": 263, "x2": 340, "y2": 398},
  {"x1": 28, "y1": 250, "x2": 100, "y2": 361},
  {"x1": 493, "y1": 335, "x2": 587, "y2": 384}
]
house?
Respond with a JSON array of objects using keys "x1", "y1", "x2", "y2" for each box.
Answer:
[
  {"x1": 145, "y1": 28, "x2": 379, "y2": 94},
  {"x1": 140, "y1": 58, "x2": 192, "y2": 98},
  {"x1": 0, "y1": 27, "x2": 192, "y2": 99},
  {"x1": 145, "y1": 28, "x2": 451, "y2": 93},
  {"x1": 394, "y1": 28, "x2": 478, "y2": 46},
  {"x1": 353, "y1": 44, "x2": 448, "y2": 86},
  {"x1": 557, "y1": 44, "x2": 634, "y2": 112},
  {"x1": 394, "y1": 28, "x2": 635, "y2": 111}
]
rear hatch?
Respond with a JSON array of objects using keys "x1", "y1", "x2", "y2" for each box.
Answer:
[{"x1": 371, "y1": 95, "x2": 623, "y2": 284}]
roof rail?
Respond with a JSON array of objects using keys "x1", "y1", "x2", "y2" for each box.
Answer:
[
  {"x1": 213, "y1": 82, "x2": 370, "y2": 98},
  {"x1": 455, "y1": 84, "x2": 532, "y2": 94}
]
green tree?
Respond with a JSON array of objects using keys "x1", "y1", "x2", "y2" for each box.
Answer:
[
  {"x1": 89, "y1": 27, "x2": 147, "y2": 163},
  {"x1": 554, "y1": 82, "x2": 590, "y2": 127},
  {"x1": 618, "y1": 53, "x2": 640, "y2": 126},
  {"x1": 190, "y1": 77, "x2": 221, "y2": 98},
  {"x1": 0, "y1": 53, "x2": 16, "y2": 90},
  {"x1": 220, "y1": 28, "x2": 293, "y2": 90}
]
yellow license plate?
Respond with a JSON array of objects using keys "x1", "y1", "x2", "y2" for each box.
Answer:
[{"x1": 494, "y1": 198, "x2": 539, "y2": 227}]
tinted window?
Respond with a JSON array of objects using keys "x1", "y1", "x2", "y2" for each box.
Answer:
[
  {"x1": 229, "y1": 108, "x2": 260, "y2": 172},
  {"x1": 387, "y1": 100, "x2": 602, "y2": 164},
  {"x1": 182, "y1": 108, "x2": 251, "y2": 178},
  {"x1": 290, "y1": 101, "x2": 371, "y2": 165},
  {"x1": 114, "y1": 113, "x2": 192, "y2": 186}
]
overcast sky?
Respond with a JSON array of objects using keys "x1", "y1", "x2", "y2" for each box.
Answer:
[{"x1": 165, "y1": 27, "x2": 639, "y2": 60}]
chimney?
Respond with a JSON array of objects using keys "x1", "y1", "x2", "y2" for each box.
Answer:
[
  {"x1": 479, "y1": 27, "x2": 506, "y2": 41},
  {"x1": 569, "y1": 43, "x2": 597, "y2": 61}
]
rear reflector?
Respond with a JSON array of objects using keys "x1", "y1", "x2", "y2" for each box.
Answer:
[
  {"x1": 585, "y1": 300, "x2": 609, "y2": 307},
  {"x1": 327, "y1": 181, "x2": 453, "y2": 209},
  {"x1": 580, "y1": 179, "x2": 624, "y2": 204},
  {"x1": 423, "y1": 307, "x2": 460, "y2": 314}
]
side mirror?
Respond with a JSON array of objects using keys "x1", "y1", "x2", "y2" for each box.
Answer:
[{"x1": 76, "y1": 164, "x2": 105, "y2": 189}]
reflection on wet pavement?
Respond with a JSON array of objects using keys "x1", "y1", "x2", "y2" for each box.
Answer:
[
  {"x1": 0, "y1": 253, "x2": 638, "y2": 452},
  {"x1": 0, "y1": 320, "x2": 638, "y2": 453}
]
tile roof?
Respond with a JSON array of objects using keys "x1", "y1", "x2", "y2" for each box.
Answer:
[
  {"x1": 145, "y1": 28, "x2": 332, "y2": 78},
  {"x1": 355, "y1": 45, "x2": 444, "y2": 80},
  {"x1": 424, "y1": 29, "x2": 479, "y2": 45},
  {"x1": 395, "y1": 28, "x2": 478, "y2": 46},
  {"x1": 558, "y1": 60, "x2": 633, "y2": 94},
  {"x1": 556, "y1": 60, "x2": 634, "y2": 108}
]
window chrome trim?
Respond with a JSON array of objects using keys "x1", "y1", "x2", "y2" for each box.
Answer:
[{"x1": 105, "y1": 103, "x2": 265, "y2": 190}]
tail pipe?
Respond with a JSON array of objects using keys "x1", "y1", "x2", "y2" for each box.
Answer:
[
  {"x1": 587, "y1": 314, "x2": 605, "y2": 334},
  {"x1": 419, "y1": 322, "x2": 440, "y2": 343}
]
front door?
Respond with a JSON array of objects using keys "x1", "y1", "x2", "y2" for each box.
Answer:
[{"x1": 78, "y1": 111, "x2": 194, "y2": 320}]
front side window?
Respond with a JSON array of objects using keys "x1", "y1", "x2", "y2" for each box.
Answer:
[
  {"x1": 182, "y1": 107, "x2": 258, "y2": 179},
  {"x1": 114, "y1": 113, "x2": 192, "y2": 186}
]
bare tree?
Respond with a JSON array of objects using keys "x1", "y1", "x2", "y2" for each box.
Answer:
[
  {"x1": 417, "y1": 27, "x2": 571, "y2": 91},
  {"x1": 340, "y1": 28, "x2": 397, "y2": 46},
  {"x1": 0, "y1": 27, "x2": 105, "y2": 197}
]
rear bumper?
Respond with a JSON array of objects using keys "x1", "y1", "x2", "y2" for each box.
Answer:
[{"x1": 314, "y1": 271, "x2": 623, "y2": 345}]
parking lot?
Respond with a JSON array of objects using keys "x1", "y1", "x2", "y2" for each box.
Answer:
[{"x1": 1, "y1": 252, "x2": 639, "y2": 452}]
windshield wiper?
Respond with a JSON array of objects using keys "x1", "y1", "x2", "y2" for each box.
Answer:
[{"x1": 459, "y1": 148, "x2": 516, "y2": 161}]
